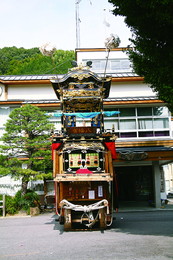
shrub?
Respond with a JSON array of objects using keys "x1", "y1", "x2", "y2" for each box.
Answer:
[
  {"x1": 0, "y1": 194, "x2": 18, "y2": 215},
  {"x1": 14, "y1": 190, "x2": 40, "y2": 211},
  {"x1": 5, "y1": 196, "x2": 18, "y2": 215},
  {"x1": 0, "y1": 190, "x2": 41, "y2": 216}
]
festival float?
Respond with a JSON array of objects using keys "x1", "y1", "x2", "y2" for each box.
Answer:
[{"x1": 50, "y1": 63, "x2": 118, "y2": 230}]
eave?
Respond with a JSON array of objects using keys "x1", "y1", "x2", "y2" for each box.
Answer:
[
  {"x1": 0, "y1": 79, "x2": 51, "y2": 85},
  {"x1": 0, "y1": 100, "x2": 60, "y2": 107},
  {"x1": 75, "y1": 47, "x2": 131, "y2": 52},
  {"x1": 111, "y1": 77, "x2": 143, "y2": 82},
  {"x1": 116, "y1": 139, "x2": 173, "y2": 148},
  {"x1": 103, "y1": 99, "x2": 164, "y2": 106}
]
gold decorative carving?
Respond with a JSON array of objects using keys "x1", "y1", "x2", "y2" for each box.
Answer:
[
  {"x1": 69, "y1": 84, "x2": 75, "y2": 89},
  {"x1": 89, "y1": 83, "x2": 94, "y2": 89},
  {"x1": 71, "y1": 73, "x2": 91, "y2": 81},
  {"x1": 68, "y1": 82, "x2": 95, "y2": 89},
  {"x1": 70, "y1": 63, "x2": 90, "y2": 71},
  {"x1": 63, "y1": 89, "x2": 101, "y2": 97},
  {"x1": 119, "y1": 151, "x2": 148, "y2": 161},
  {"x1": 64, "y1": 99, "x2": 101, "y2": 111},
  {"x1": 64, "y1": 142, "x2": 104, "y2": 150}
]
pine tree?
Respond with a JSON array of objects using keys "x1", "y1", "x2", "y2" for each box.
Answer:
[{"x1": 0, "y1": 104, "x2": 54, "y2": 195}]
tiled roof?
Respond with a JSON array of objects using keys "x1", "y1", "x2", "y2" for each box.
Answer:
[
  {"x1": 0, "y1": 72, "x2": 139, "y2": 81},
  {"x1": 0, "y1": 74, "x2": 62, "y2": 81},
  {"x1": 98, "y1": 72, "x2": 139, "y2": 78},
  {"x1": 0, "y1": 96, "x2": 159, "y2": 105},
  {"x1": 23, "y1": 99, "x2": 60, "y2": 104},
  {"x1": 17, "y1": 96, "x2": 159, "y2": 104},
  {"x1": 104, "y1": 96, "x2": 158, "y2": 102}
]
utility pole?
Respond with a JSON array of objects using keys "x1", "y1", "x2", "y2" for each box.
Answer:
[
  {"x1": 75, "y1": 0, "x2": 92, "y2": 49},
  {"x1": 75, "y1": 0, "x2": 81, "y2": 49}
]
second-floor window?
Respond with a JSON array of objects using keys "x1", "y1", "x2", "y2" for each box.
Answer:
[
  {"x1": 104, "y1": 106, "x2": 171, "y2": 139},
  {"x1": 46, "y1": 106, "x2": 171, "y2": 139},
  {"x1": 83, "y1": 58, "x2": 132, "y2": 73}
]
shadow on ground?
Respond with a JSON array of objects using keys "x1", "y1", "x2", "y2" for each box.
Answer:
[
  {"x1": 45, "y1": 209, "x2": 173, "y2": 238},
  {"x1": 111, "y1": 210, "x2": 173, "y2": 237}
]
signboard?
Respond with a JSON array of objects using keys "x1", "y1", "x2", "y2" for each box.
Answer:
[{"x1": 67, "y1": 127, "x2": 96, "y2": 136}]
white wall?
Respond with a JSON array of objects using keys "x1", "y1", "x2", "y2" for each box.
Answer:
[
  {"x1": 3, "y1": 81, "x2": 157, "y2": 101},
  {"x1": 0, "y1": 176, "x2": 21, "y2": 196},
  {"x1": 8, "y1": 84, "x2": 57, "y2": 100},
  {"x1": 110, "y1": 81, "x2": 156, "y2": 98},
  {"x1": 0, "y1": 84, "x2": 5, "y2": 100},
  {"x1": 163, "y1": 164, "x2": 173, "y2": 194},
  {"x1": 76, "y1": 49, "x2": 129, "y2": 64}
]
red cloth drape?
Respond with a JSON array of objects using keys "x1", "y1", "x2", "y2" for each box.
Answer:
[
  {"x1": 76, "y1": 168, "x2": 93, "y2": 174},
  {"x1": 51, "y1": 143, "x2": 62, "y2": 160},
  {"x1": 104, "y1": 142, "x2": 117, "y2": 159}
]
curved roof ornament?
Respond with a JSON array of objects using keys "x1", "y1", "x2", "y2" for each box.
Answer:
[
  {"x1": 104, "y1": 34, "x2": 121, "y2": 77},
  {"x1": 105, "y1": 34, "x2": 121, "y2": 50}
]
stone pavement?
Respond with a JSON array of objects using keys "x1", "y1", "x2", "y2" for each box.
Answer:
[
  {"x1": 118, "y1": 198, "x2": 173, "y2": 212},
  {"x1": 0, "y1": 210, "x2": 173, "y2": 260}
]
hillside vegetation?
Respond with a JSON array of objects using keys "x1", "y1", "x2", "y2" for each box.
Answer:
[{"x1": 0, "y1": 46, "x2": 75, "y2": 75}]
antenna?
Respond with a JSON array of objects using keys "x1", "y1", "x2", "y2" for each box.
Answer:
[
  {"x1": 75, "y1": 0, "x2": 92, "y2": 49},
  {"x1": 75, "y1": 0, "x2": 81, "y2": 49}
]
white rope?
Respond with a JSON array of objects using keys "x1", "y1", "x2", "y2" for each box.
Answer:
[
  {"x1": 60, "y1": 199, "x2": 109, "y2": 213},
  {"x1": 81, "y1": 211, "x2": 100, "y2": 228},
  {"x1": 106, "y1": 214, "x2": 113, "y2": 227},
  {"x1": 60, "y1": 199, "x2": 112, "y2": 228}
]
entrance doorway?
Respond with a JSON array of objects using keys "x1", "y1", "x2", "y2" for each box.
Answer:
[{"x1": 115, "y1": 166, "x2": 154, "y2": 204}]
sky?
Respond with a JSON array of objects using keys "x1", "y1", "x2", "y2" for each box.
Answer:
[{"x1": 0, "y1": 0, "x2": 132, "y2": 50}]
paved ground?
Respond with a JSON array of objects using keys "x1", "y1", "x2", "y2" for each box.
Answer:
[
  {"x1": 0, "y1": 210, "x2": 173, "y2": 260},
  {"x1": 118, "y1": 198, "x2": 173, "y2": 212}
]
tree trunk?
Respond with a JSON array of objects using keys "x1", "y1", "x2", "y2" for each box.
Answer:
[{"x1": 21, "y1": 177, "x2": 29, "y2": 196}]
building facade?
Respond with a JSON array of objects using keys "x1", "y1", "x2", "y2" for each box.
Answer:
[{"x1": 0, "y1": 47, "x2": 173, "y2": 208}]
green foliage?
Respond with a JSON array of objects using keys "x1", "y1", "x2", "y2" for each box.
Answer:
[
  {"x1": 0, "y1": 190, "x2": 41, "y2": 216},
  {"x1": 15, "y1": 190, "x2": 40, "y2": 211},
  {"x1": 0, "y1": 194, "x2": 18, "y2": 215},
  {"x1": 0, "y1": 46, "x2": 40, "y2": 75},
  {"x1": 5, "y1": 195, "x2": 18, "y2": 215},
  {"x1": 0, "y1": 155, "x2": 11, "y2": 176},
  {"x1": 0, "y1": 47, "x2": 75, "y2": 75},
  {"x1": 0, "y1": 104, "x2": 54, "y2": 194},
  {"x1": 52, "y1": 49, "x2": 75, "y2": 74},
  {"x1": 8, "y1": 54, "x2": 53, "y2": 75},
  {"x1": 109, "y1": 0, "x2": 173, "y2": 111}
]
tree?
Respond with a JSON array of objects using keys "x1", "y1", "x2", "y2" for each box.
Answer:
[
  {"x1": 8, "y1": 54, "x2": 54, "y2": 75},
  {"x1": 52, "y1": 49, "x2": 75, "y2": 74},
  {"x1": 108, "y1": 0, "x2": 173, "y2": 111},
  {"x1": 0, "y1": 105, "x2": 54, "y2": 195},
  {"x1": 0, "y1": 46, "x2": 40, "y2": 75},
  {"x1": 0, "y1": 47, "x2": 75, "y2": 75}
]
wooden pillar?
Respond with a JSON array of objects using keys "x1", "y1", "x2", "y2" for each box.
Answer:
[
  {"x1": 152, "y1": 161, "x2": 161, "y2": 208},
  {"x1": 0, "y1": 195, "x2": 6, "y2": 217},
  {"x1": 108, "y1": 150, "x2": 113, "y2": 177},
  {"x1": 3, "y1": 195, "x2": 5, "y2": 217},
  {"x1": 99, "y1": 208, "x2": 106, "y2": 229},
  {"x1": 55, "y1": 182, "x2": 59, "y2": 214},
  {"x1": 53, "y1": 150, "x2": 58, "y2": 177},
  {"x1": 64, "y1": 209, "x2": 72, "y2": 230}
]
